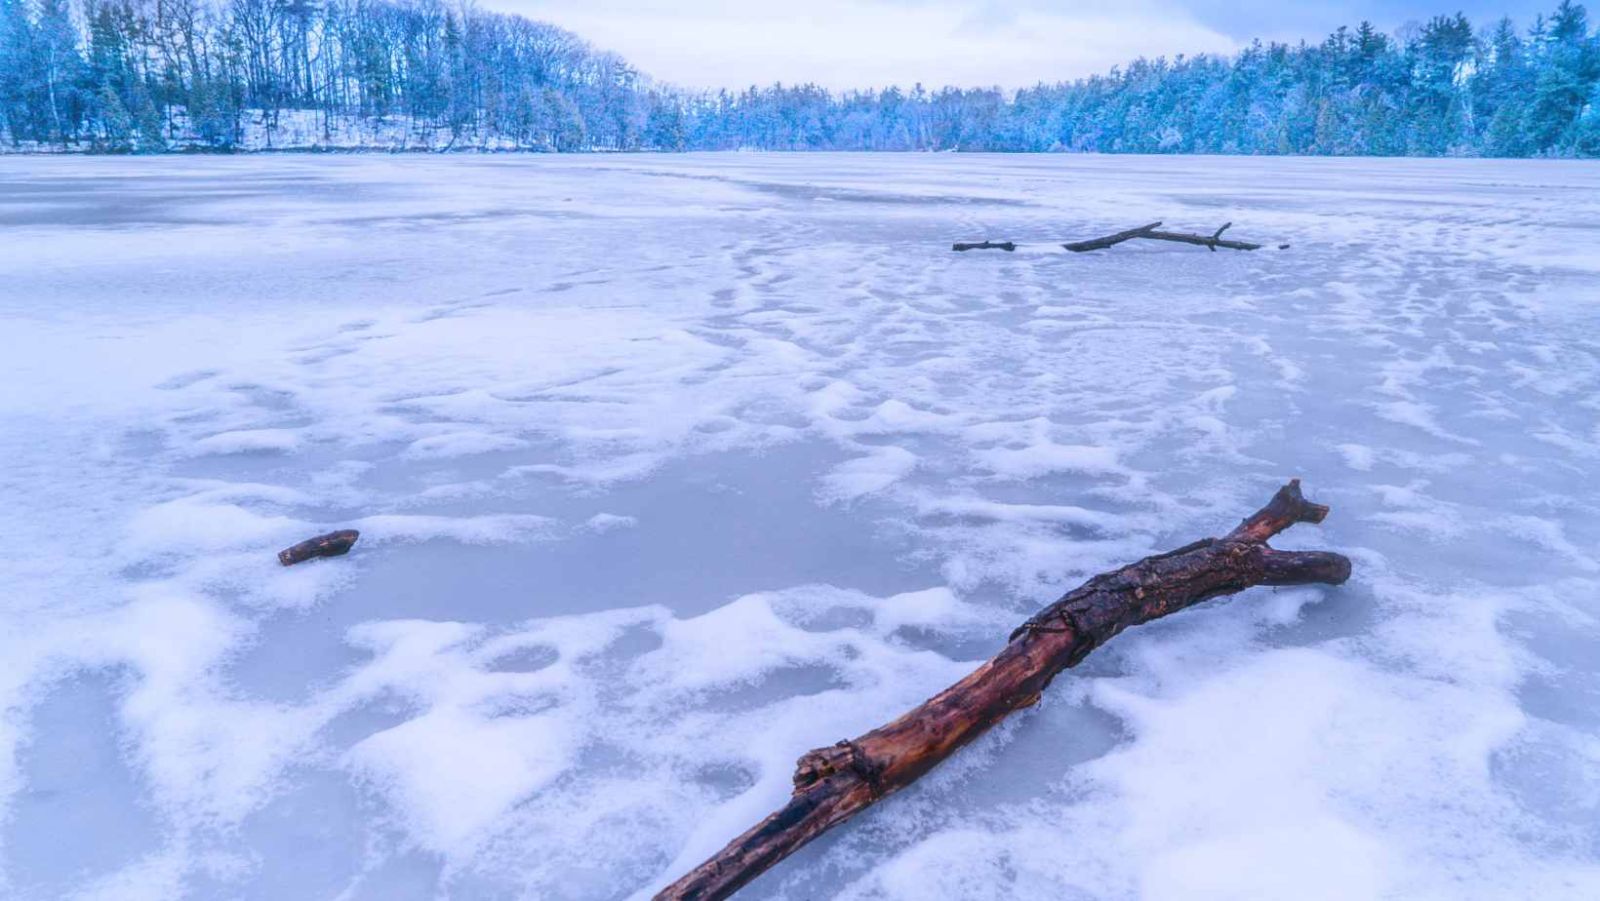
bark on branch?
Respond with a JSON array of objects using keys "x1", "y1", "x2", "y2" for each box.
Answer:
[
  {"x1": 1061, "y1": 221, "x2": 1164, "y2": 252},
  {"x1": 655, "y1": 480, "x2": 1349, "y2": 901},
  {"x1": 1139, "y1": 222, "x2": 1263, "y2": 252}
]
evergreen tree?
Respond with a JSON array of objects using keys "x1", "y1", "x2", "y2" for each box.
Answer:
[
  {"x1": 1523, "y1": 1, "x2": 1599, "y2": 151},
  {"x1": 95, "y1": 82, "x2": 131, "y2": 149}
]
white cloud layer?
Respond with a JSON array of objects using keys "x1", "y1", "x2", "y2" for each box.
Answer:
[{"x1": 498, "y1": 0, "x2": 1243, "y2": 90}]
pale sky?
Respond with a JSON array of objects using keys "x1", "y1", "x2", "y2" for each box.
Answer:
[{"x1": 485, "y1": 1, "x2": 1554, "y2": 90}]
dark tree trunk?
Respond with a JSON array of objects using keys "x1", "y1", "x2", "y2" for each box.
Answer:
[{"x1": 656, "y1": 480, "x2": 1349, "y2": 901}]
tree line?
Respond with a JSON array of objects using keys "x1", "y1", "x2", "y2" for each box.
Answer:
[
  {"x1": 0, "y1": 0, "x2": 666, "y2": 150},
  {"x1": 2, "y1": 0, "x2": 1597, "y2": 156}
]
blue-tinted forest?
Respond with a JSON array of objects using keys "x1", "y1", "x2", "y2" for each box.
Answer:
[{"x1": 2, "y1": 0, "x2": 1597, "y2": 155}]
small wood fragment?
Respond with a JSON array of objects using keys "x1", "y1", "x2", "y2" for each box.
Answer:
[
  {"x1": 951, "y1": 240, "x2": 1016, "y2": 252},
  {"x1": 278, "y1": 529, "x2": 360, "y2": 566}
]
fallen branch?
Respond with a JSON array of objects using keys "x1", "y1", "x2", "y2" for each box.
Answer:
[
  {"x1": 656, "y1": 480, "x2": 1349, "y2": 901},
  {"x1": 951, "y1": 222, "x2": 1286, "y2": 254},
  {"x1": 1061, "y1": 220, "x2": 1163, "y2": 252},
  {"x1": 1141, "y1": 222, "x2": 1262, "y2": 252},
  {"x1": 278, "y1": 529, "x2": 360, "y2": 566}
]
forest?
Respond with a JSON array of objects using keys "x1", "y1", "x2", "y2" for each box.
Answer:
[{"x1": 1, "y1": 0, "x2": 1597, "y2": 155}]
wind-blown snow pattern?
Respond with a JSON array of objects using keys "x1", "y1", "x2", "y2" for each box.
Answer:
[{"x1": 2, "y1": 154, "x2": 1599, "y2": 900}]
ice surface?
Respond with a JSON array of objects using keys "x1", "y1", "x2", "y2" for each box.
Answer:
[{"x1": 2, "y1": 154, "x2": 1599, "y2": 899}]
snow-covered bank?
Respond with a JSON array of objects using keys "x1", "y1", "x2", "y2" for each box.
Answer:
[
  {"x1": 2, "y1": 154, "x2": 1599, "y2": 899},
  {"x1": 0, "y1": 109, "x2": 558, "y2": 155}
]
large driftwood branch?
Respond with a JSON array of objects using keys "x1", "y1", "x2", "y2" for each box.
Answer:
[
  {"x1": 656, "y1": 480, "x2": 1349, "y2": 901},
  {"x1": 952, "y1": 222, "x2": 1285, "y2": 254}
]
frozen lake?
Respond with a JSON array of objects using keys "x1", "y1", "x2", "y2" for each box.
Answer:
[{"x1": 2, "y1": 153, "x2": 1600, "y2": 899}]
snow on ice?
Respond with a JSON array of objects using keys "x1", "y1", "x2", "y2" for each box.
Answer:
[{"x1": 1, "y1": 154, "x2": 1599, "y2": 899}]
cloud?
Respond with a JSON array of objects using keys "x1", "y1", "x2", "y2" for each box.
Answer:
[
  {"x1": 498, "y1": 0, "x2": 1239, "y2": 90},
  {"x1": 1173, "y1": 1, "x2": 1557, "y2": 38},
  {"x1": 494, "y1": 0, "x2": 1562, "y2": 90}
]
